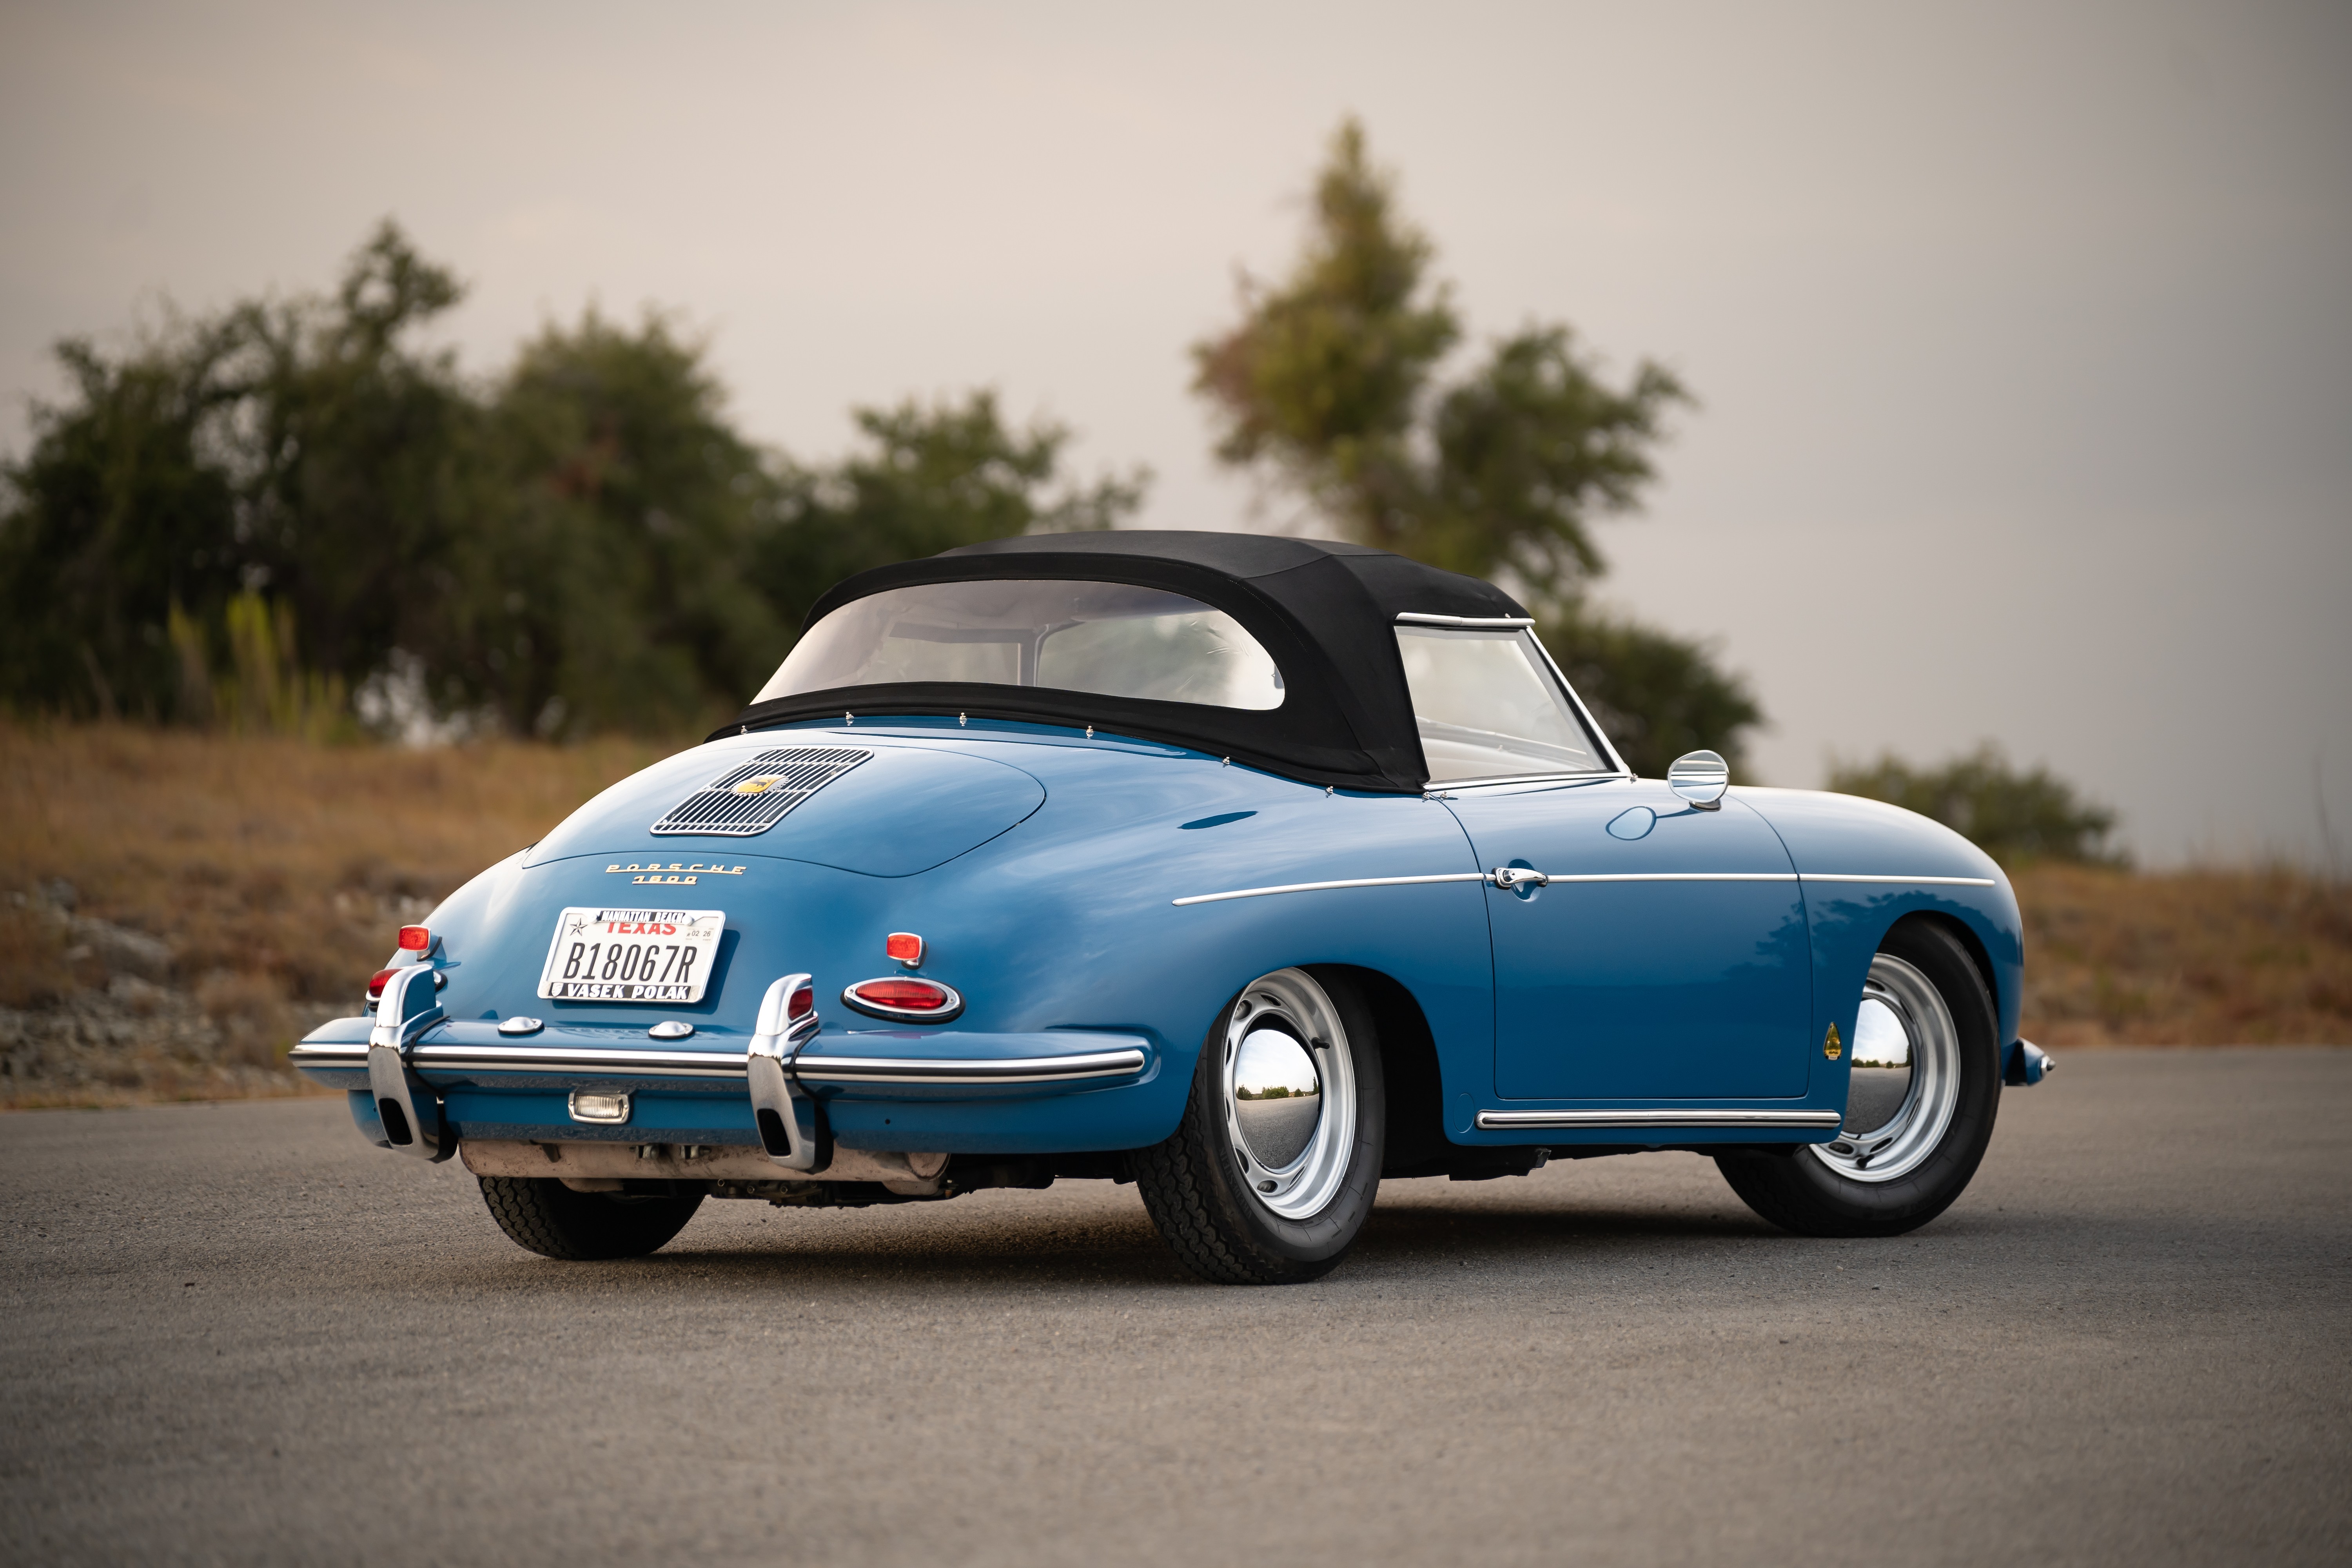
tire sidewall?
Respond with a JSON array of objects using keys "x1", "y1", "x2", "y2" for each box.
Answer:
[
  {"x1": 1188, "y1": 967, "x2": 1386, "y2": 1268},
  {"x1": 1781, "y1": 920, "x2": 2002, "y2": 1227}
]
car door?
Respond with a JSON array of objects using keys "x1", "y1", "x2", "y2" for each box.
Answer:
[{"x1": 1444, "y1": 779, "x2": 1812, "y2": 1101}]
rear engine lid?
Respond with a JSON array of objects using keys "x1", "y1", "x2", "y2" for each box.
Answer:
[{"x1": 526, "y1": 739, "x2": 1045, "y2": 877}]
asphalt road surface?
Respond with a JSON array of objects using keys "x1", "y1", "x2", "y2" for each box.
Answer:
[{"x1": 4, "y1": 1049, "x2": 2347, "y2": 1567}]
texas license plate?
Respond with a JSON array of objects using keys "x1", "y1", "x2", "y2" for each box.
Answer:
[{"x1": 537, "y1": 907, "x2": 725, "y2": 1004}]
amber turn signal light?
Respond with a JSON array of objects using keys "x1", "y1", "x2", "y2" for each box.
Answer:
[
  {"x1": 397, "y1": 925, "x2": 431, "y2": 952},
  {"x1": 885, "y1": 931, "x2": 924, "y2": 965}
]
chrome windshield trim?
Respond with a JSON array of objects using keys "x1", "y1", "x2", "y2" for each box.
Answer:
[
  {"x1": 1476, "y1": 1109, "x2": 1845, "y2": 1130},
  {"x1": 1393, "y1": 612, "x2": 1536, "y2": 629},
  {"x1": 1172, "y1": 872, "x2": 1488, "y2": 907}
]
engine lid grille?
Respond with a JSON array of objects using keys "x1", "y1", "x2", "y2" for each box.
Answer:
[{"x1": 650, "y1": 746, "x2": 873, "y2": 837}]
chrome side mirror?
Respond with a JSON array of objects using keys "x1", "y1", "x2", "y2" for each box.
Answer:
[{"x1": 1668, "y1": 750, "x2": 1729, "y2": 810}]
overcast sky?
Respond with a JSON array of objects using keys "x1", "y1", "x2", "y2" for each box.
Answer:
[{"x1": 4, "y1": 0, "x2": 2347, "y2": 866}]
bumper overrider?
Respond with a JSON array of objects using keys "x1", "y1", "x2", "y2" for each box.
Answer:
[{"x1": 292, "y1": 966, "x2": 1153, "y2": 1182}]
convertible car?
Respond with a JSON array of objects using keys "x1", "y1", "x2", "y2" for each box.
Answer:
[{"x1": 292, "y1": 532, "x2": 2051, "y2": 1283}]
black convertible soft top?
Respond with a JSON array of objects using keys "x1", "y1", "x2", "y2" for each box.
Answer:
[{"x1": 724, "y1": 530, "x2": 1539, "y2": 793}]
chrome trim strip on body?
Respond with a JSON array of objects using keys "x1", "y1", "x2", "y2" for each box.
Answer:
[
  {"x1": 1475, "y1": 1109, "x2": 1846, "y2": 1130},
  {"x1": 1393, "y1": 612, "x2": 1537, "y2": 629},
  {"x1": 1174, "y1": 869, "x2": 1995, "y2": 905},
  {"x1": 1172, "y1": 872, "x2": 1488, "y2": 907},
  {"x1": 289, "y1": 1038, "x2": 1147, "y2": 1085},
  {"x1": 1798, "y1": 873, "x2": 1998, "y2": 887}
]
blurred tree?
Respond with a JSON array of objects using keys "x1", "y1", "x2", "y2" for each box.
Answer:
[
  {"x1": 0, "y1": 223, "x2": 1148, "y2": 735},
  {"x1": 1827, "y1": 744, "x2": 2123, "y2": 866},
  {"x1": 1192, "y1": 119, "x2": 1687, "y2": 599},
  {"x1": 1541, "y1": 607, "x2": 1763, "y2": 782},
  {"x1": 0, "y1": 222, "x2": 481, "y2": 724},
  {"x1": 0, "y1": 320, "x2": 250, "y2": 720},
  {"x1": 751, "y1": 390, "x2": 1145, "y2": 639},
  {"x1": 1190, "y1": 119, "x2": 1755, "y2": 772},
  {"x1": 470, "y1": 310, "x2": 790, "y2": 735}
]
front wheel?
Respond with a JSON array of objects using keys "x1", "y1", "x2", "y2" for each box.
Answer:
[
  {"x1": 478, "y1": 1176, "x2": 705, "y2": 1259},
  {"x1": 1132, "y1": 967, "x2": 1385, "y2": 1284},
  {"x1": 1715, "y1": 920, "x2": 2000, "y2": 1238}
]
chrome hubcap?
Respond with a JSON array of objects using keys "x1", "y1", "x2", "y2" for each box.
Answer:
[
  {"x1": 1811, "y1": 952, "x2": 1959, "y2": 1183},
  {"x1": 1221, "y1": 969, "x2": 1356, "y2": 1220}
]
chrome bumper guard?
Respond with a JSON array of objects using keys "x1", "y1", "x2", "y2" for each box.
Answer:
[
  {"x1": 368, "y1": 965, "x2": 452, "y2": 1161},
  {"x1": 744, "y1": 973, "x2": 824, "y2": 1172}
]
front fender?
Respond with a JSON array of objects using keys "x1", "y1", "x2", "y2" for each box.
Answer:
[{"x1": 1736, "y1": 787, "x2": 2025, "y2": 1092}]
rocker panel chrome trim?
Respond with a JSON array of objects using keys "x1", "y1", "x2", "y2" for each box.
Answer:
[{"x1": 1475, "y1": 1108, "x2": 1846, "y2": 1130}]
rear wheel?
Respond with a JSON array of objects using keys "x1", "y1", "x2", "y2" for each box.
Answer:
[
  {"x1": 1715, "y1": 920, "x2": 2000, "y2": 1238},
  {"x1": 1132, "y1": 967, "x2": 1385, "y2": 1285},
  {"x1": 478, "y1": 1176, "x2": 704, "y2": 1260}
]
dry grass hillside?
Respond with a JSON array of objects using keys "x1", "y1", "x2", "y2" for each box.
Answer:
[
  {"x1": 2, "y1": 723, "x2": 670, "y2": 1106},
  {"x1": 2, "y1": 724, "x2": 2344, "y2": 1106}
]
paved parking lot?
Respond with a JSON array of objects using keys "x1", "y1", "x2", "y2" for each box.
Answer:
[{"x1": 3, "y1": 1048, "x2": 2347, "y2": 1566}]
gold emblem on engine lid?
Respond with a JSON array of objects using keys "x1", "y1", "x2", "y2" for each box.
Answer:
[{"x1": 1824, "y1": 1023, "x2": 1844, "y2": 1060}]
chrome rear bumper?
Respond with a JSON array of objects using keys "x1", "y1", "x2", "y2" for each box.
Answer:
[
  {"x1": 289, "y1": 1033, "x2": 1150, "y2": 1087},
  {"x1": 295, "y1": 994, "x2": 1153, "y2": 1180}
]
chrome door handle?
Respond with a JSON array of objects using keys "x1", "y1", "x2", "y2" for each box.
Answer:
[{"x1": 1489, "y1": 866, "x2": 1550, "y2": 890}]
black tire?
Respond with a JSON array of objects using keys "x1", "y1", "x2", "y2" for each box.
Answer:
[
  {"x1": 1715, "y1": 920, "x2": 2000, "y2": 1238},
  {"x1": 1132, "y1": 966, "x2": 1386, "y2": 1285},
  {"x1": 477, "y1": 1176, "x2": 704, "y2": 1260}
]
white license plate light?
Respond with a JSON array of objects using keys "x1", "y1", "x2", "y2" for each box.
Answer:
[{"x1": 568, "y1": 1090, "x2": 632, "y2": 1125}]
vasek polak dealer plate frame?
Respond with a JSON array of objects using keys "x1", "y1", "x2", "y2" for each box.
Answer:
[{"x1": 537, "y1": 907, "x2": 725, "y2": 1004}]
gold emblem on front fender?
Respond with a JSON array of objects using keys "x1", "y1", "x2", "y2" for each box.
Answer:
[{"x1": 1824, "y1": 1023, "x2": 1844, "y2": 1060}]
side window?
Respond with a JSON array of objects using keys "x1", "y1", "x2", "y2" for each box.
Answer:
[{"x1": 1393, "y1": 626, "x2": 1608, "y2": 782}]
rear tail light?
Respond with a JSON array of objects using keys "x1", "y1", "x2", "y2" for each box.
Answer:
[
  {"x1": 786, "y1": 981, "x2": 814, "y2": 1022},
  {"x1": 397, "y1": 925, "x2": 431, "y2": 953},
  {"x1": 368, "y1": 965, "x2": 444, "y2": 1004},
  {"x1": 841, "y1": 976, "x2": 964, "y2": 1022}
]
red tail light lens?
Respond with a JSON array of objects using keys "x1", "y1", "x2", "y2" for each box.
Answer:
[
  {"x1": 397, "y1": 925, "x2": 431, "y2": 953},
  {"x1": 786, "y1": 982, "x2": 814, "y2": 1021},
  {"x1": 368, "y1": 967, "x2": 399, "y2": 998},
  {"x1": 884, "y1": 931, "x2": 924, "y2": 965},
  {"x1": 851, "y1": 982, "x2": 950, "y2": 1020}
]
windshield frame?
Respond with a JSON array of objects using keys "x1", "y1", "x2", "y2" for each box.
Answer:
[{"x1": 1391, "y1": 612, "x2": 1629, "y2": 789}]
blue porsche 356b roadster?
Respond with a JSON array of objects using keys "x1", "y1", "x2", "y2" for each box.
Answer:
[{"x1": 292, "y1": 531, "x2": 2051, "y2": 1283}]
